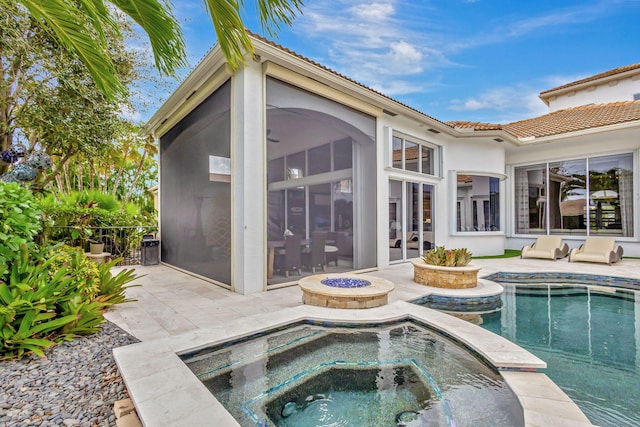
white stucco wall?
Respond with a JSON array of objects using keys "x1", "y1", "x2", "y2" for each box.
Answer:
[
  {"x1": 443, "y1": 139, "x2": 506, "y2": 256},
  {"x1": 547, "y1": 75, "x2": 640, "y2": 111},
  {"x1": 231, "y1": 61, "x2": 266, "y2": 294}
]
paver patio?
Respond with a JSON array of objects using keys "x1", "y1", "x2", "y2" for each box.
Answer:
[{"x1": 105, "y1": 257, "x2": 640, "y2": 342}]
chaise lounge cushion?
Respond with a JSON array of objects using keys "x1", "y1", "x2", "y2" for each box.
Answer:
[
  {"x1": 569, "y1": 237, "x2": 623, "y2": 265},
  {"x1": 521, "y1": 236, "x2": 569, "y2": 260}
]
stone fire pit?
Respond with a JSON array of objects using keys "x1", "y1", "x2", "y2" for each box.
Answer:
[
  {"x1": 411, "y1": 259, "x2": 481, "y2": 289},
  {"x1": 299, "y1": 273, "x2": 395, "y2": 309}
]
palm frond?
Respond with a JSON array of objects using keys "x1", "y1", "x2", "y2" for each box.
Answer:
[
  {"x1": 110, "y1": 0, "x2": 187, "y2": 75},
  {"x1": 256, "y1": 0, "x2": 304, "y2": 37},
  {"x1": 17, "y1": 0, "x2": 125, "y2": 100},
  {"x1": 203, "y1": 0, "x2": 254, "y2": 69}
]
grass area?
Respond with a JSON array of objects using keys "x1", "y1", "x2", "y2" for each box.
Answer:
[{"x1": 473, "y1": 249, "x2": 521, "y2": 259}]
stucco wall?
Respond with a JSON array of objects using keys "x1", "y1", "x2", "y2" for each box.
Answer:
[{"x1": 547, "y1": 76, "x2": 640, "y2": 111}]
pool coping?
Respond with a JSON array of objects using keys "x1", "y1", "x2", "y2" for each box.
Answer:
[{"x1": 113, "y1": 300, "x2": 594, "y2": 427}]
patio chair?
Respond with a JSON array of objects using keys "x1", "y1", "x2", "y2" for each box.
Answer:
[
  {"x1": 521, "y1": 236, "x2": 569, "y2": 260},
  {"x1": 569, "y1": 237, "x2": 623, "y2": 265},
  {"x1": 303, "y1": 232, "x2": 327, "y2": 273},
  {"x1": 274, "y1": 234, "x2": 303, "y2": 278},
  {"x1": 325, "y1": 232, "x2": 340, "y2": 266},
  {"x1": 569, "y1": 237, "x2": 624, "y2": 265}
]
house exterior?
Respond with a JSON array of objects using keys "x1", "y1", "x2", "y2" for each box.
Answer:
[{"x1": 145, "y1": 33, "x2": 640, "y2": 294}]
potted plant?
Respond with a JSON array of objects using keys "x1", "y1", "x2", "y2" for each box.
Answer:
[
  {"x1": 411, "y1": 246, "x2": 481, "y2": 289},
  {"x1": 88, "y1": 237, "x2": 105, "y2": 255}
]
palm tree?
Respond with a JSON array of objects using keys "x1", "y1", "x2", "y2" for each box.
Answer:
[{"x1": 15, "y1": 0, "x2": 304, "y2": 101}]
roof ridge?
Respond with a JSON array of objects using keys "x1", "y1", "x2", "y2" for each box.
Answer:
[
  {"x1": 540, "y1": 63, "x2": 640, "y2": 95},
  {"x1": 503, "y1": 100, "x2": 640, "y2": 139}
]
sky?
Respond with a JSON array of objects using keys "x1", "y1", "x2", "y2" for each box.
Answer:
[{"x1": 136, "y1": 0, "x2": 640, "y2": 125}]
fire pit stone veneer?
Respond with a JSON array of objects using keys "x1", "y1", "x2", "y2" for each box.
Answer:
[
  {"x1": 411, "y1": 259, "x2": 481, "y2": 289},
  {"x1": 299, "y1": 274, "x2": 395, "y2": 309}
]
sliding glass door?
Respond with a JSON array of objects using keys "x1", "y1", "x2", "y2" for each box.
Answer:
[{"x1": 389, "y1": 180, "x2": 434, "y2": 262}]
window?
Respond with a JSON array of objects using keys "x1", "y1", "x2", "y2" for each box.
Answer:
[
  {"x1": 457, "y1": 174, "x2": 500, "y2": 232},
  {"x1": 286, "y1": 151, "x2": 305, "y2": 180},
  {"x1": 308, "y1": 144, "x2": 331, "y2": 175},
  {"x1": 514, "y1": 153, "x2": 633, "y2": 237},
  {"x1": 391, "y1": 135, "x2": 437, "y2": 175}
]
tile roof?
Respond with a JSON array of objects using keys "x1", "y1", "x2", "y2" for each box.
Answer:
[
  {"x1": 446, "y1": 101, "x2": 640, "y2": 139},
  {"x1": 503, "y1": 101, "x2": 640, "y2": 138},
  {"x1": 540, "y1": 63, "x2": 640, "y2": 95},
  {"x1": 446, "y1": 121, "x2": 503, "y2": 131}
]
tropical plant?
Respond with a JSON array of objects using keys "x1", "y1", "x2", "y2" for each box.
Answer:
[
  {"x1": 0, "y1": 244, "x2": 139, "y2": 360},
  {"x1": 12, "y1": 0, "x2": 304, "y2": 100},
  {"x1": 423, "y1": 246, "x2": 472, "y2": 267},
  {"x1": 0, "y1": 244, "x2": 81, "y2": 359},
  {"x1": 0, "y1": 183, "x2": 42, "y2": 280}
]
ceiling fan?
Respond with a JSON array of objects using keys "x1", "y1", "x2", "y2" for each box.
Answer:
[{"x1": 266, "y1": 129, "x2": 280, "y2": 143}]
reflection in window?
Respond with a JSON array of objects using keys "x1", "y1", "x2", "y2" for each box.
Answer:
[
  {"x1": 209, "y1": 155, "x2": 231, "y2": 182},
  {"x1": 333, "y1": 180, "x2": 353, "y2": 232},
  {"x1": 457, "y1": 175, "x2": 500, "y2": 232},
  {"x1": 421, "y1": 146, "x2": 434, "y2": 175},
  {"x1": 286, "y1": 151, "x2": 305, "y2": 180},
  {"x1": 514, "y1": 154, "x2": 633, "y2": 237},
  {"x1": 514, "y1": 164, "x2": 546, "y2": 234},
  {"x1": 405, "y1": 141, "x2": 419, "y2": 172},
  {"x1": 309, "y1": 184, "x2": 331, "y2": 232},
  {"x1": 391, "y1": 135, "x2": 437, "y2": 175},
  {"x1": 589, "y1": 154, "x2": 633, "y2": 236}
]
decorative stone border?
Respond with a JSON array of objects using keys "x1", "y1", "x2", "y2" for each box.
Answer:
[
  {"x1": 298, "y1": 273, "x2": 395, "y2": 309},
  {"x1": 411, "y1": 260, "x2": 481, "y2": 289}
]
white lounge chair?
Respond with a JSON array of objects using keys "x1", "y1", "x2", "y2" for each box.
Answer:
[
  {"x1": 521, "y1": 236, "x2": 569, "y2": 260},
  {"x1": 568, "y1": 237, "x2": 623, "y2": 265}
]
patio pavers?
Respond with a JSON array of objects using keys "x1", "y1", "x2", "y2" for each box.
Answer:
[{"x1": 106, "y1": 257, "x2": 640, "y2": 341}]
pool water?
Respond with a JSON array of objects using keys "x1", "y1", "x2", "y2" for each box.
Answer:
[
  {"x1": 182, "y1": 320, "x2": 524, "y2": 427},
  {"x1": 480, "y1": 284, "x2": 640, "y2": 427}
]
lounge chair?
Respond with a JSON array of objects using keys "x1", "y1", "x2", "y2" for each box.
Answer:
[
  {"x1": 569, "y1": 237, "x2": 623, "y2": 265},
  {"x1": 521, "y1": 236, "x2": 569, "y2": 260}
]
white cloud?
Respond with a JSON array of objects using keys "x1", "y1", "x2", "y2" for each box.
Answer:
[
  {"x1": 296, "y1": 1, "x2": 446, "y2": 96},
  {"x1": 449, "y1": 85, "x2": 549, "y2": 123},
  {"x1": 349, "y1": 2, "x2": 395, "y2": 21}
]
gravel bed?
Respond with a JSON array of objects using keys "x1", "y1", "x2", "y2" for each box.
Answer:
[{"x1": 0, "y1": 321, "x2": 139, "y2": 427}]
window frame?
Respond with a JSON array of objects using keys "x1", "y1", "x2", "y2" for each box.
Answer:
[
  {"x1": 390, "y1": 133, "x2": 439, "y2": 177},
  {"x1": 451, "y1": 171, "x2": 505, "y2": 235},
  {"x1": 510, "y1": 151, "x2": 635, "y2": 239}
]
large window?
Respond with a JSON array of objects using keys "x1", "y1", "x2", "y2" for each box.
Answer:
[
  {"x1": 391, "y1": 135, "x2": 436, "y2": 175},
  {"x1": 457, "y1": 175, "x2": 500, "y2": 232},
  {"x1": 514, "y1": 153, "x2": 633, "y2": 237},
  {"x1": 266, "y1": 77, "x2": 376, "y2": 284}
]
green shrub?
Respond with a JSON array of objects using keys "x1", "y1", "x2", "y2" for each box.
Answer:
[
  {"x1": 39, "y1": 190, "x2": 156, "y2": 255},
  {"x1": 423, "y1": 246, "x2": 472, "y2": 267},
  {"x1": 0, "y1": 244, "x2": 139, "y2": 360},
  {"x1": 0, "y1": 183, "x2": 42, "y2": 280}
]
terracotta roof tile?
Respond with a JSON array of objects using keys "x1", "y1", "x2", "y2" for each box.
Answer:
[
  {"x1": 503, "y1": 101, "x2": 640, "y2": 139},
  {"x1": 446, "y1": 121, "x2": 503, "y2": 131},
  {"x1": 540, "y1": 63, "x2": 640, "y2": 95}
]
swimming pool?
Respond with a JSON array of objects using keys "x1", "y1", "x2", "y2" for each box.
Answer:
[
  {"x1": 479, "y1": 284, "x2": 640, "y2": 427},
  {"x1": 182, "y1": 320, "x2": 524, "y2": 427}
]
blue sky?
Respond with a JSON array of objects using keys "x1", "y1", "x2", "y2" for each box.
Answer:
[{"x1": 139, "y1": 0, "x2": 640, "y2": 124}]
